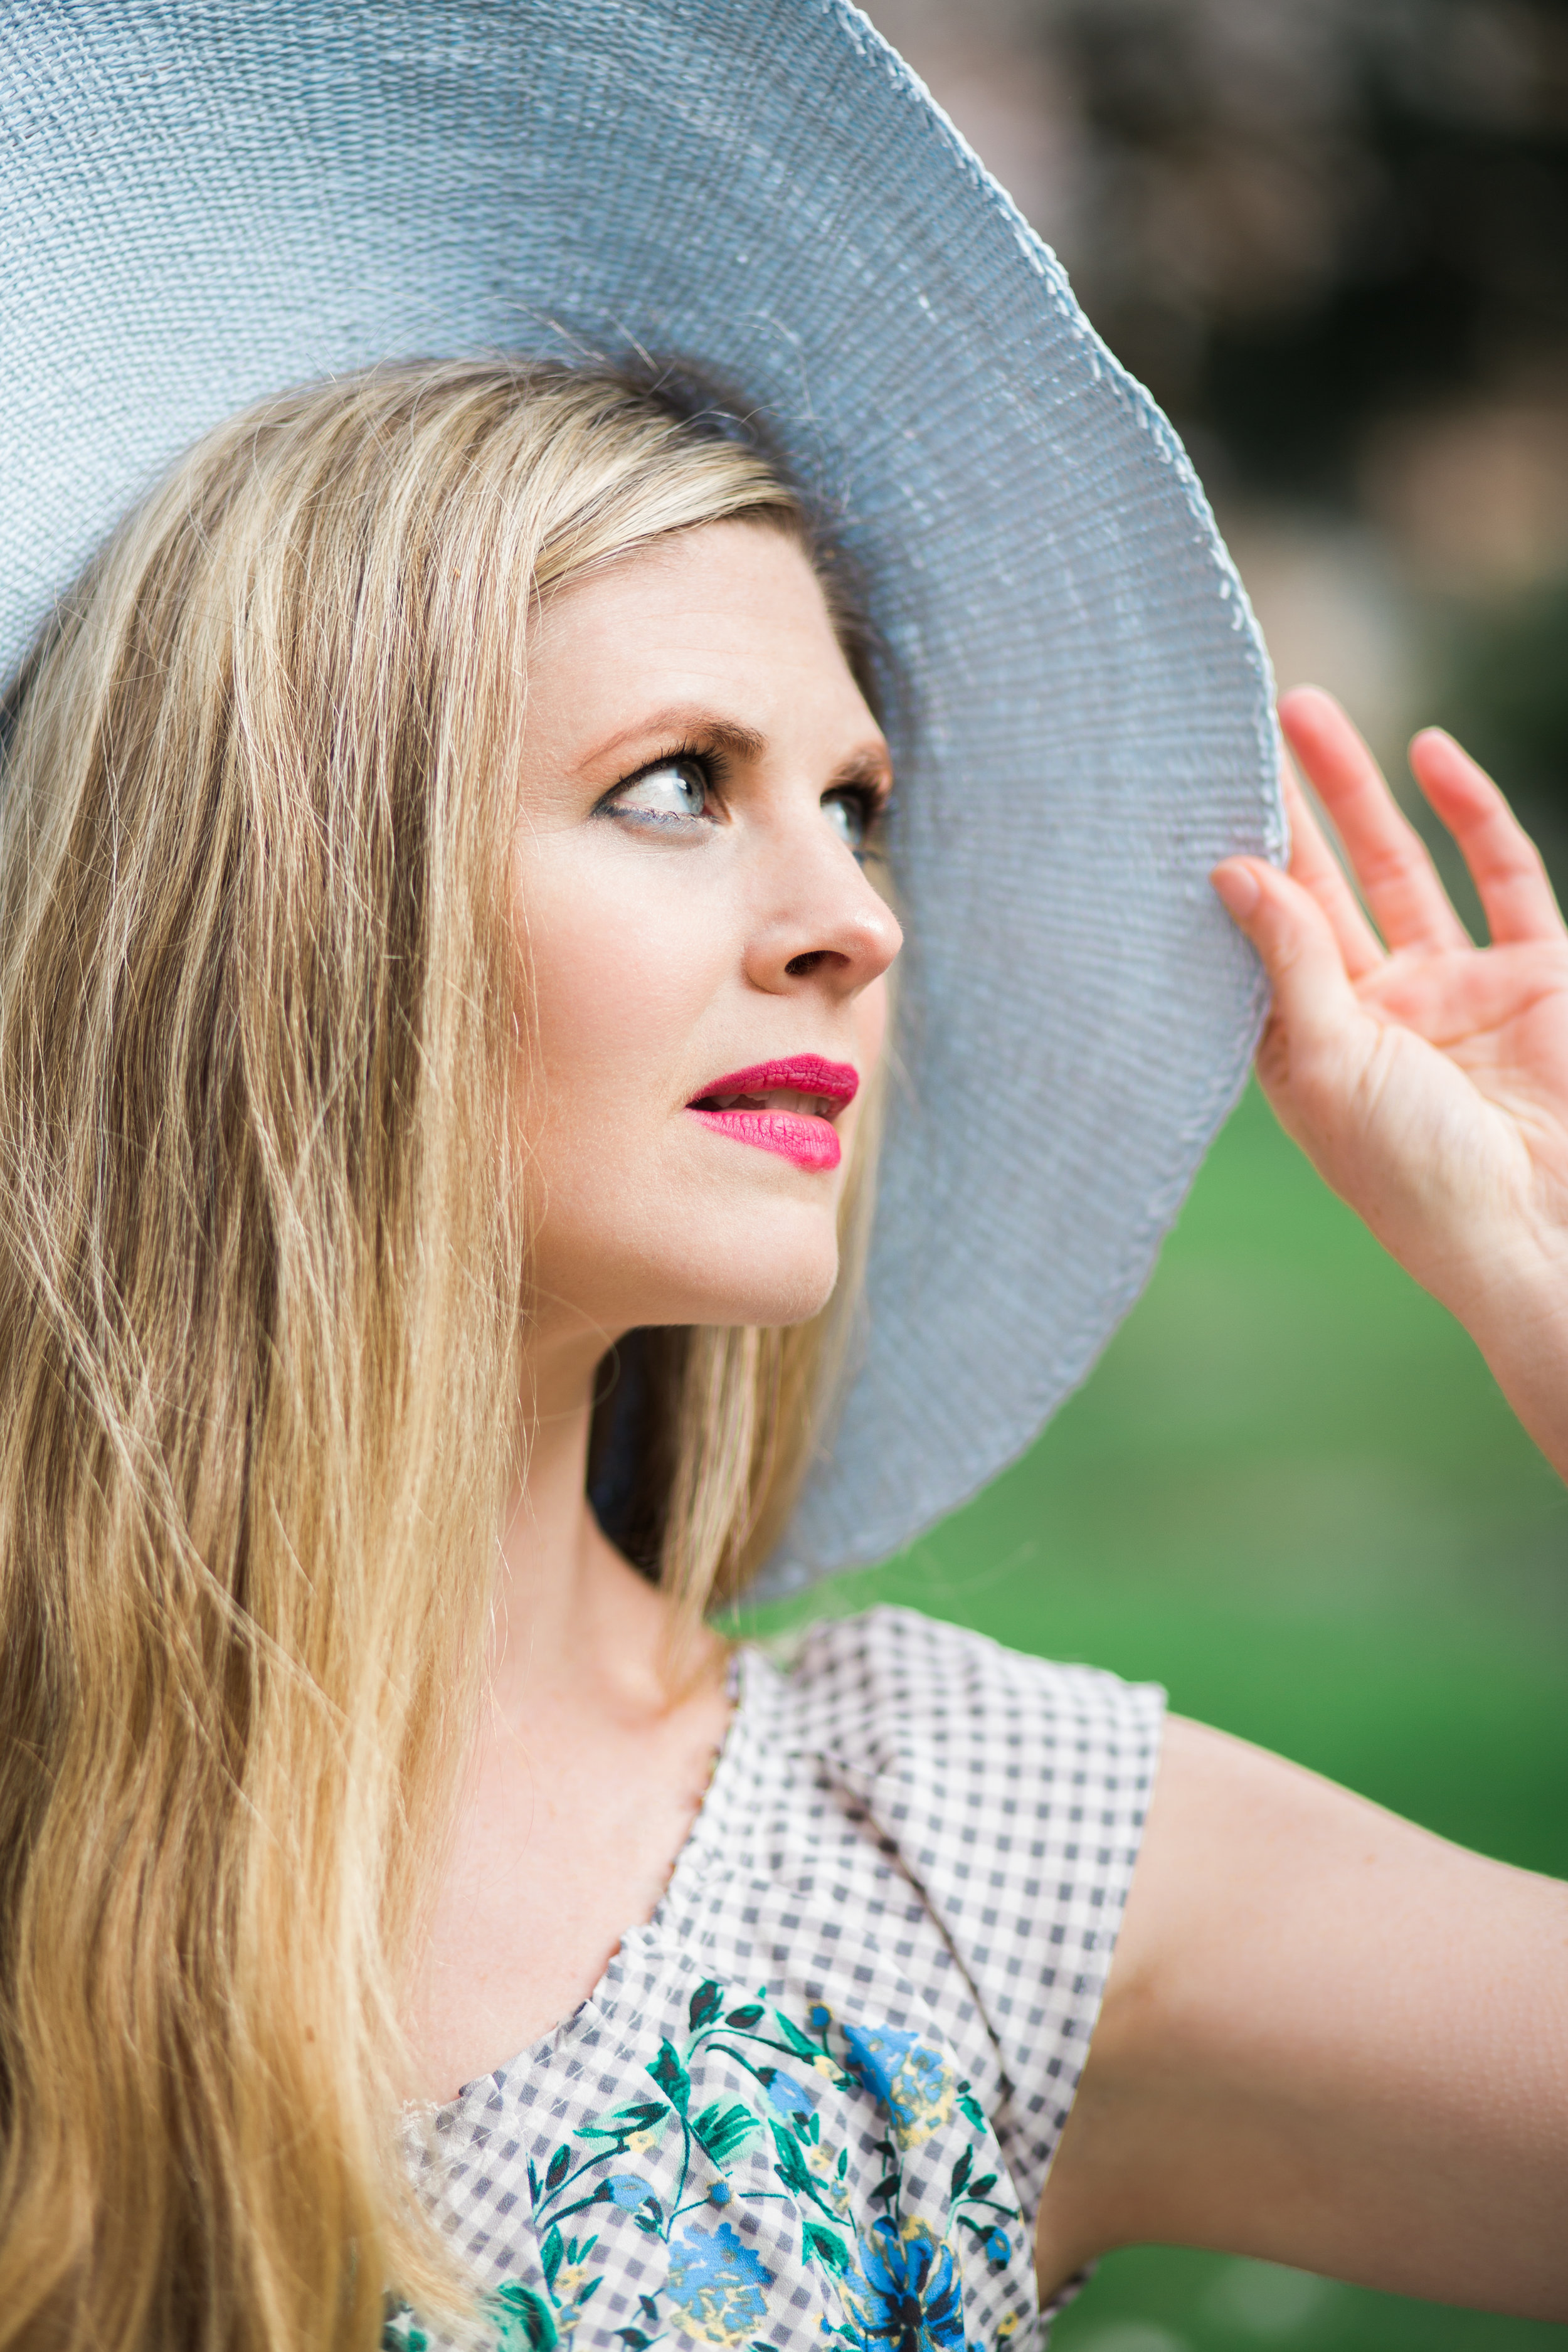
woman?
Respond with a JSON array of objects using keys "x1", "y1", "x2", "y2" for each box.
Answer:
[{"x1": 0, "y1": 11, "x2": 1564, "y2": 2352}]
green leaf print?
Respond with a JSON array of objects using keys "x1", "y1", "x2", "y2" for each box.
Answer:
[
  {"x1": 379, "y1": 2311, "x2": 428, "y2": 2352},
  {"x1": 766, "y1": 2119, "x2": 842, "y2": 2223},
  {"x1": 724, "y1": 2003, "x2": 765, "y2": 2029},
  {"x1": 770, "y1": 2011, "x2": 822, "y2": 2063},
  {"x1": 688, "y1": 1979, "x2": 726, "y2": 2033},
  {"x1": 691, "y1": 2099, "x2": 761, "y2": 2166},
  {"x1": 580, "y1": 2100, "x2": 669, "y2": 2147},
  {"x1": 491, "y1": 2282, "x2": 559, "y2": 2352},
  {"x1": 648, "y1": 2040, "x2": 691, "y2": 2115},
  {"x1": 545, "y1": 2145, "x2": 571, "y2": 2193},
  {"x1": 802, "y1": 2223, "x2": 850, "y2": 2274},
  {"x1": 540, "y1": 2223, "x2": 564, "y2": 2293}
]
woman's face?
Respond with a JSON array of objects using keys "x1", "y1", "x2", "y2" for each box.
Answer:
[{"x1": 512, "y1": 517, "x2": 902, "y2": 1350}]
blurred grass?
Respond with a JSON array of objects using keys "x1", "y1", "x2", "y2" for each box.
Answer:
[{"x1": 730, "y1": 1079, "x2": 1568, "y2": 2350}]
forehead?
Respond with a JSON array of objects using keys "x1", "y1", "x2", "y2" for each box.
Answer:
[{"x1": 530, "y1": 519, "x2": 874, "y2": 731}]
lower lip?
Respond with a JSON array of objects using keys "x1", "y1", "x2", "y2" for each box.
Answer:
[{"x1": 688, "y1": 1106, "x2": 842, "y2": 1172}]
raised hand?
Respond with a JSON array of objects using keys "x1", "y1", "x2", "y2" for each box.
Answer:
[{"x1": 1211, "y1": 685, "x2": 1568, "y2": 1481}]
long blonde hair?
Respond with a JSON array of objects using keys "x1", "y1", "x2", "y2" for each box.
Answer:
[{"x1": 0, "y1": 359, "x2": 883, "y2": 2351}]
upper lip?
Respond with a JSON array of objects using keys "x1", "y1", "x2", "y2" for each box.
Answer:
[{"x1": 688, "y1": 1056, "x2": 861, "y2": 1121}]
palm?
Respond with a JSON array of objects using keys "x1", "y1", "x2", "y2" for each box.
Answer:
[
  {"x1": 1367, "y1": 936, "x2": 1568, "y2": 1086},
  {"x1": 1229, "y1": 689, "x2": 1568, "y2": 1323}
]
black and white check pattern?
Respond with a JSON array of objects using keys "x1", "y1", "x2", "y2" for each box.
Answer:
[{"x1": 408, "y1": 1606, "x2": 1163, "y2": 2349}]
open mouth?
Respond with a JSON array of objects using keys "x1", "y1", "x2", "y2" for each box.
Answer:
[{"x1": 687, "y1": 1056, "x2": 859, "y2": 1172}]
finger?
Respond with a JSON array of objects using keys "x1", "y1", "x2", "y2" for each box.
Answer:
[
  {"x1": 1408, "y1": 727, "x2": 1565, "y2": 947},
  {"x1": 1279, "y1": 766, "x2": 1385, "y2": 980},
  {"x1": 1210, "y1": 856, "x2": 1365, "y2": 1063},
  {"x1": 1279, "y1": 685, "x2": 1471, "y2": 955}
]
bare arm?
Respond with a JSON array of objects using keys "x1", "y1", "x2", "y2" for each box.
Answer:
[
  {"x1": 1036, "y1": 1715, "x2": 1568, "y2": 2313},
  {"x1": 1036, "y1": 696, "x2": 1568, "y2": 2307}
]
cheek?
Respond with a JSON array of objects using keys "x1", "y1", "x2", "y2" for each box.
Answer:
[
  {"x1": 510, "y1": 838, "x2": 883, "y2": 1333},
  {"x1": 518, "y1": 848, "x2": 712, "y2": 1118}
]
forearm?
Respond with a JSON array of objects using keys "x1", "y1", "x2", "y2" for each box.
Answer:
[
  {"x1": 1256, "y1": 1055, "x2": 1568, "y2": 1487},
  {"x1": 1459, "y1": 1236, "x2": 1568, "y2": 1485}
]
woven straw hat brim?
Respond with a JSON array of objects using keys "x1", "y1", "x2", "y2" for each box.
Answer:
[{"x1": 0, "y1": 0, "x2": 1283, "y2": 1591}]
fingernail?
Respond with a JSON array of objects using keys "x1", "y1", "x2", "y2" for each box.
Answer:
[{"x1": 1210, "y1": 863, "x2": 1261, "y2": 921}]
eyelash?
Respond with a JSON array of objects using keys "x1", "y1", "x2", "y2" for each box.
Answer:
[
  {"x1": 595, "y1": 741, "x2": 726, "y2": 823},
  {"x1": 598, "y1": 740, "x2": 889, "y2": 843},
  {"x1": 833, "y1": 784, "x2": 887, "y2": 851}
]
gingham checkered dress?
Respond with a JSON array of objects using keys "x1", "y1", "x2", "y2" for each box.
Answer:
[{"x1": 394, "y1": 1606, "x2": 1163, "y2": 2352}]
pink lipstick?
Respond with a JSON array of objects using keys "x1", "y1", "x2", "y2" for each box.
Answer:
[{"x1": 687, "y1": 1056, "x2": 859, "y2": 1173}]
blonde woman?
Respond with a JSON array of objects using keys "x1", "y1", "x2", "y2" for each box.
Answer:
[{"x1": 0, "y1": 12, "x2": 1564, "y2": 2352}]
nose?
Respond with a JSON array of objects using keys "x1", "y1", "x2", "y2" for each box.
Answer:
[{"x1": 742, "y1": 806, "x2": 903, "y2": 1000}]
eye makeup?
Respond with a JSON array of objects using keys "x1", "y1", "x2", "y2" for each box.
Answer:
[
  {"x1": 590, "y1": 724, "x2": 892, "y2": 852},
  {"x1": 596, "y1": 746, "x2": 723, "y2": 829}
]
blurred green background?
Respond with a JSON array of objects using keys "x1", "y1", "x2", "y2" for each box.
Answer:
[{"x1": 732, "y1": 1080, "x2": 1568, "y2": 2349}]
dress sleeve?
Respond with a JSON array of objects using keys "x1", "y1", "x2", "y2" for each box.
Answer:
[{"x1": 788, "y1": 1602, "x2": 1165, "y2": 2223}]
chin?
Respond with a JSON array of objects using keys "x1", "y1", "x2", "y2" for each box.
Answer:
[
  {"x1": 709, "y1": 1271, "x2": 840, "y2": 1332},
  {"x1": 538, "y1": 1172, "x2": 852, "y2": 1339},
  {"x1": 586, "y1": 1214, "x2": 844, "y2": 1337},
  {"x1": 664, "y1": 1242, "x2": 842, "y2": 1332}
]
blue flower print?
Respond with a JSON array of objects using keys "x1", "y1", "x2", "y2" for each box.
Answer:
[
  {"x1": 664, "y1": 2220, "x2": 774, "y2": 2348},
  {"x1": 842, "y1": 2218, "x2": 966, "y2": 2352},
  {"x1": 603, "y1": 2175, "x2": 659, "y2": 2211},
  {"x1": 763, "y1": 2070, "x2": 817, "y2": 2117},
  {"x1": 839, "y1": 2025, "x2": 956, "y2": 2150}
]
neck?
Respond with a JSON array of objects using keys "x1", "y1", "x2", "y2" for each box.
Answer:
[
  {"x1": 494, "y1": 1322, "x2": 606, "y2": 1682},
  {"x1": 407, "y1": 1322, "x2": 733, "y2": 2100},
  {"x1": 490, "y1": 1320, "x2": 717, "y2": 1720}
]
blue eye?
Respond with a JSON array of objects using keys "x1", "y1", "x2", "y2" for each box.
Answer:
[
  {"x1": 824, "y1": 790, "x2": 872, "y2": 854},
  {"x1": 610, "y1": 756, "x2": 711, "y2": 824}
]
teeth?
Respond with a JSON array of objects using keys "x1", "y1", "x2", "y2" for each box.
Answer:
[{"x1": 701, "y1": 1089, "x2": 837, "y2": 1118}]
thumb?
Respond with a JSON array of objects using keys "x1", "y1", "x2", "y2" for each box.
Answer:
[{"x1": 1210, "y1": 859, "x2": 1364, "y2": 1061}]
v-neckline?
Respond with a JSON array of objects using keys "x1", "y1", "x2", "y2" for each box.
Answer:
[{"x1": 434, "y1": 1643, "x2": 757, "y2": 2112}]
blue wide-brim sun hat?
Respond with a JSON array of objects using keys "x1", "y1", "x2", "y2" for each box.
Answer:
[{"x1": 0, "y1": 0, "x2": 1284, "y2": 1592}]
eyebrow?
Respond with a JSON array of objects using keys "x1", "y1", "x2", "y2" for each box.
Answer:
[
  {"x1": 586, "y1": 708, "x2": 768, "y2": 769},
  {"x1": 825, "y1": 744, "x2": 895, "y2": 802},
  {"x1": 586, "y1": 706, "x2": 893, "y2": 797}
]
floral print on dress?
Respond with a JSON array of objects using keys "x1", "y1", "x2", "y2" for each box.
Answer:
[
  {"x1": 839, "y1": 2025, "x2": 956, "y2": 2151},
  {"x1": 840, "y1": 2218, "x2": 967, "y2": 2352},
  {"x1": 384, "y1": 1979, "x2": 1024, "y2": 2352},
  {"x1": 664, "y1": 2220, "x2": 774, "y2": 2347}
]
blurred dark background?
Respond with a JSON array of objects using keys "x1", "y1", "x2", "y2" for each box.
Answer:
[
  {"x1": 872, "y1": 0, "x2": 1568, "y2": 879},
  {"x1": 736, "y1": 8, "x2": 1568, "y2": 2349}
]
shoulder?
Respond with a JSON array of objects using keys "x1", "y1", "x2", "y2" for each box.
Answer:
[
  {"x1": 753, "y1": 1602, "x2": 1163, "y2": 1794},
  {"x1": 743, "y1": 1605, "x2": 1166, "y2": 2207}
]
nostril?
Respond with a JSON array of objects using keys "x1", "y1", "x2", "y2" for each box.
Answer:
[{"x1": 786, "y1": 950, "x2": 830, "y2": 977}]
